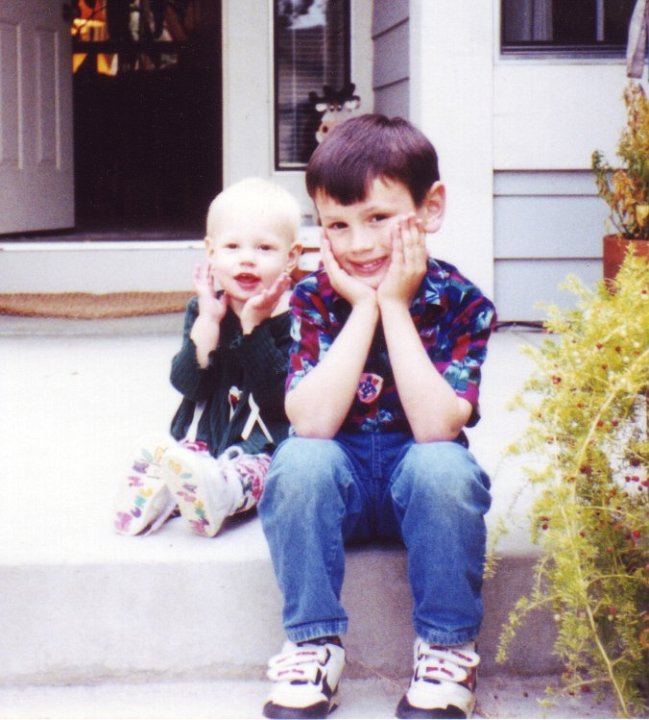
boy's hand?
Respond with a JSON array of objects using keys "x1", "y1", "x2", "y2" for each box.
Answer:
[
  {"x1": 240, "y1": 272, "x2": 291, "y2": 335},
  {"x1": 194, "y1": 263, "x2": 228, "y2": 323},
  {"x1": 321, "y1": 234, "x2": 377, "y2": 308},
  {"x1": 377, "y1": 214, "x2": 427, "y2": 308}
]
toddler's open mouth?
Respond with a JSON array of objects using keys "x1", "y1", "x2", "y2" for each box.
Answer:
[{"x1": 234, "y1": 272, "x2": 261, "y2": 290}]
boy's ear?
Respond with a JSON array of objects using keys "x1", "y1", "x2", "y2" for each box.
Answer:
[
  {"x1": 204, "y1": 235, "x2": 215, "y2": 257},
  {"x1": 420, "y1": 182, "x2": 445, "y2": 233}
]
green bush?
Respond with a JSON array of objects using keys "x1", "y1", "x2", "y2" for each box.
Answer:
[{"x1": 497, "y1": 253, "x2": 649, "y2": 717}]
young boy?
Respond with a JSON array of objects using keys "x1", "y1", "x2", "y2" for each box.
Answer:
[
  {"x1": 114, "y1": 177, "x2": 302, "y2": 537},
  {"x1": 258, "y1": 116, "x2": 496, "y2": 719}
]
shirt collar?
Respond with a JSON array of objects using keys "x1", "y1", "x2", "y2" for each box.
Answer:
[{"x1": 411, "y1": 258, "x2": 449, "y2": 311}]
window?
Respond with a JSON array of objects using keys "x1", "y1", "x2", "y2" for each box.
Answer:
[
  {"x1": 274, "y1": 0, "x2": 350, "y2": 169},
  {"x1": 501, "y1": 0, "x2": 636, "y2": 54}
]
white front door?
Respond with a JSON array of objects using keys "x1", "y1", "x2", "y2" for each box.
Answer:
[{"x1": 0, "y1": 0, "x2": 73, "y2": 235}]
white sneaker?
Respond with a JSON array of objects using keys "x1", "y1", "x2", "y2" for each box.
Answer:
[
  {"x1": 113, "y1": 436, "x2": 177, "y2": 535},
  {"x1": 263, "y1": 638, "x2": 345, "y2": 719},
  {"x1": 161, "y1": 445, "x2": 237, "y2": 537},
  {"x1": 396, "y1": 639, "x2": 479, "y2": 719}
]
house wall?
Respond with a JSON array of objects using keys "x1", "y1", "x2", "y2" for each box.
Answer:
[
  {"x1": 373, "y1": 0, "x2": 409, "y2": 116},
  {"x1": 493, "y1": 62, "x2": 628, "y2": 319},
  {"x1": 409, "y1": 0, "x2": 639, "y2": 321}
]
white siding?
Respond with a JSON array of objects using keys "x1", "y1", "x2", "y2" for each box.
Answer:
[
  {"x1": 494, "y1": 171, "x2": 608, "y2": 320},
  {"x1": 491, "y1": 62, "x2": 633, "y2": 319}
]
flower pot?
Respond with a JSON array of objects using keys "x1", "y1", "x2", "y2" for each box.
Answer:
[{"x1": 603, "y1": 233, "x2": 649, "y2": 285}]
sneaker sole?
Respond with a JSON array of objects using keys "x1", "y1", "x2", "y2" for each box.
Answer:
[
  {"x1": 263, "y1": 689, "x2": 339, "y2": 719},
  {"x1": 114, "y1": 442, "x2": 173, "y2": 535},
  {"x1": 395, "y1": 693, "x2": 475, "y2": 719},
  {"x1": 162, "y1": 451, "x2": 228, "y2": 537}
]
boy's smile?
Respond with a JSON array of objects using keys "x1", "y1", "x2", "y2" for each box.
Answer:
[{"x1": 316, "y1": 177, "x2": 431, "y2": 289}]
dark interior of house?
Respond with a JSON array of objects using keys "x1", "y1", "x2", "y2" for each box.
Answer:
[{"x1": 71, "y1": 0, "x2": 221, "y2": 235}]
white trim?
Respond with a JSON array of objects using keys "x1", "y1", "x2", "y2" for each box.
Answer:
[
  {"x1": 0, "y1": 240, "x2": 204, "y2": 253},
  {"x1": 0, "y1": 241, "x2": 204, "y2": 293}
]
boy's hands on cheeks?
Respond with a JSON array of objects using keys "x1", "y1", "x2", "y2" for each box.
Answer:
[
  {"x1": 239, "y1": 272, "x2": 291, "y2": 335},
  {"x1": 377, "y1": 214, "x2": 427, "y2": 308},
  {"x1": 321, "y1": 233, "x2": 377, "y2": 309}
]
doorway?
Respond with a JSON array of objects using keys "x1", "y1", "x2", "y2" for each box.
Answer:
[{"x1": 71, "y1": 0, "x2": 222, "y2": 236}]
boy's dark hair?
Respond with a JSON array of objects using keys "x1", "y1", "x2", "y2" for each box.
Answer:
[{"x1": 305, "y1": 114, "x2": 440, "y2": 207}]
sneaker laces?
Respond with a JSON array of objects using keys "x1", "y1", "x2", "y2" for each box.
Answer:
[
  {"x1": 414, "y1": 641, "x2": 480, "y2": 685},
  {"x1": 267, "y1": 644, "x2": 331, "y2": 685}
]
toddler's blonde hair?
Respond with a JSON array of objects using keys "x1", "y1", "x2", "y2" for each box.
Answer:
[{"x1": 206, "y1": 177, "x2": 301, "y2": 245}]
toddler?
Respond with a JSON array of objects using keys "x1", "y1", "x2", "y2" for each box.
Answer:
[{"x1": 114, "y1": 177, "x2": 302, "y2": 537}]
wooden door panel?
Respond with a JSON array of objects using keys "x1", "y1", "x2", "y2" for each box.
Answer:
[{"x1": 0, "y1": 1, "x2": 73, "y2": 235}]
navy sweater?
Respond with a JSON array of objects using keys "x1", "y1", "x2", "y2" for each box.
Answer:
[{"x1": 170, "y1": 297, "x2": 292, "y2": 457}]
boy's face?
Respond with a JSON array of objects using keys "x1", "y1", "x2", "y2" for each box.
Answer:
[
  {"x1": 316, "y1": 177, "x2": 443, "y2": 290},
  {"x1": 206, "y1": 213, "x2": 299, "y2": 313}
]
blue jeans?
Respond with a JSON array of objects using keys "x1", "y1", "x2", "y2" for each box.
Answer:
[{"x1": 258, "y1": 432, "x2": 491, "y2": 646}]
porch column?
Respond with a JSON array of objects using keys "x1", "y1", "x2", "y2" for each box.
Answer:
[{"x1": 410, "y1": 0, "x2": 495, "y2": 299}]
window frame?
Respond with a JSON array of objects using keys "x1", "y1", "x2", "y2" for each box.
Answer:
[
  {"x1": 273, "y1": 0, "x2": 351, "y2": 171},
  {"x1": 500, "y1": 0, "x2": 634, "y2": 58}
]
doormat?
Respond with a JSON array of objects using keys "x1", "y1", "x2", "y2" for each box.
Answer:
[{"x1": 0, "y1": 291, "x2": 193, "y2": 320}]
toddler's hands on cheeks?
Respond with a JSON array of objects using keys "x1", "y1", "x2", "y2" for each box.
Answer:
[
  {"x1": 194, "y1": 263, "x2": 228, "y2": 323},
  {"x1": 321, "y1": 234, "x2": 377, "y2": 308},
  {"x1": 377, "y1": 214, "x2": 427, "y2": 308},
  {"x1": 191, "y1": 262, "x2": 227, "y2": 367},
  {"x1": 239, "y1": 272, "x2": 291, "y2": 335}
]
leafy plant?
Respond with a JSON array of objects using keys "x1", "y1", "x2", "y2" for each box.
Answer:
[
  {"x1": 592, "y1": 82, "x2": 649, "y2": 240},
  {"x1": 497, "y1": 252, "x2": 649, "y2": 717}
]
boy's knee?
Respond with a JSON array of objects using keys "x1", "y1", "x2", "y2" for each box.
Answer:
[
  {"x1": 269, "y1": 437, "x2": 344, "y2": 478},
  {"x1": 261, "y1": 437, "x2": 346, "y2": 510},
  {"x1": 394, "y1": 442, "x2": 490, "y2": 508}
]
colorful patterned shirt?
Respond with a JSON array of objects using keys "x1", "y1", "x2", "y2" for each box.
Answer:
[{"x1": 287, "y1": 258, "x2": 496, "y2": 437}]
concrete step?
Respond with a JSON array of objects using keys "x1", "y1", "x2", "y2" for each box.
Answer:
[
  {"x1": 0, "y1": 320, "x2": 558, "y2": 690},
  {"x1": 0, "y1": 676, "x2": 617, "y2": 719}
]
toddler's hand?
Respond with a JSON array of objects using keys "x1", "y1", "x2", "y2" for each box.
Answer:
[
  {"x1": 377, "y1": 214, "x2": 427, "y2": 307},
  {"x1": 239, "y1": 272, "x2": 291, "y2": 334},
  {"x1": 193, "y1": 263, "x2": 228, "y2": 323},
  {"x1": 321, "y1": 234, "x2": 377, "y2": 308}
]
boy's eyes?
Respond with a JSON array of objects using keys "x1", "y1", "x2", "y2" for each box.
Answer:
[
  {"x1": 325, "y1": 214, "x2": 390, "y2": 230},
  {"x1": 326, "y1": 221, "x2": 347, "y2": 231}
]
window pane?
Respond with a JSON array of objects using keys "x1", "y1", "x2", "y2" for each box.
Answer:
[
  {"x1": 502, "y1": 0, "x2": 636, "y2": 51},
  {"x1": 274, "y1": 0, "x2": 349, "y2": 169}
]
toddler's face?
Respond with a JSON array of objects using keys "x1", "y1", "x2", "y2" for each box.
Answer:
[
  {"x1": 207, "y1": 214, "x2": 298, "y2": 312},
  {"x1": 315, "y1": 177, "x2": 423, "y2": 289}
]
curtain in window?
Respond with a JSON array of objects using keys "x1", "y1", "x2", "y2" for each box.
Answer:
[{"x1": 503, "y1": 0, "x2": 553, "y2": 42}]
